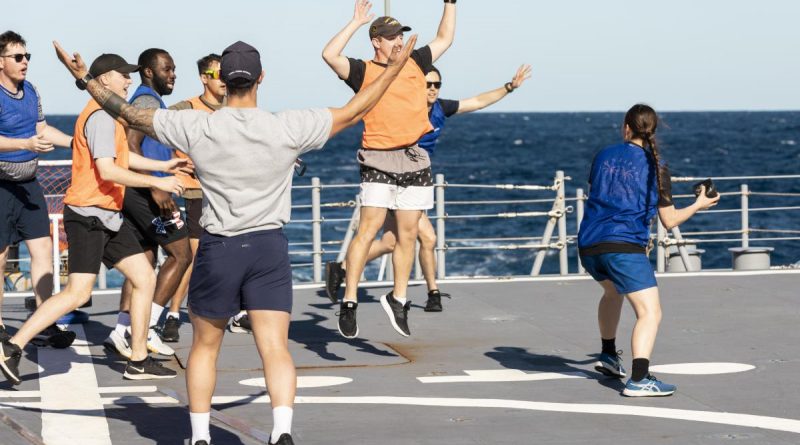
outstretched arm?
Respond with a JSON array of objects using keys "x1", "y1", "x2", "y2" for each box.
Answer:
[
  {"x1": 428, "y1": 1, "x2": 457, "y2": 63},
  {"x1": 36, "y1": 122, "x2": 73, "y2": 148},
  {"x1": 456, "y1": 64, "x2": 532, "y2": 114},
  {"x1": 322, "y1": 0, "x2": 375, "y2": 79},
  {"x1": 53, "y1": 41, "x2": 158, "y2": 140},
  {"x1": 328, "y1": 35, "x2": 417, "y2": 138}
]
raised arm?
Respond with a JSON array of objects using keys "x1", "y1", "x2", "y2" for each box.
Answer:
[
  {"x1": 328, "y1": 34, "x2": 417, "y2": 138},
  {"x1": 53, "y1": 41, "x2": 158, "y2": 140},
  {"x1": 322, "y1": 0, "x2": 375, "y2": 79},
  {"x1": 428, "y1": 1, "x2": 457, "y2": 63},
  {"x1": 456, "y1": 64, "x2": 532, "y2": 114}
]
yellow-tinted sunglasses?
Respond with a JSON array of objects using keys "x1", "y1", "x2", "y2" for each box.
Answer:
[{"x1": 202, "y1": 70, "x2": 220, "y2": 79}]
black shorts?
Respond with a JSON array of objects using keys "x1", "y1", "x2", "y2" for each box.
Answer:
[
  {"x1": 122, "y1": 187, "x2": 189, "y2": 249},
  {"x1": 0, "y1": 178, "x2": 51, "y2": 250},
  {"x1": 63, "y1": 207, "x2": 143, "y2": 273},
  {"x1": 188, "y1": 228, "x2": 293, "y2": 319},
  {"x1": 184, "y1": 197, "x2": 203, "y2": 239}
]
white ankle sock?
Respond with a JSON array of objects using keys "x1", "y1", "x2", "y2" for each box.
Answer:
[
  {"x1": 394, "y1": 296, "x2": 407, "y2": 305},
  {"x1": 115, "y1": 312, "x2": 131, "y2": 336},
  {"x1": 167, "y1": 311, "x2": 180, "y2": 320},
  {"x1": 189, "y1": 412, "x2": 210, "y2": 443},
  {"x1": 270, "y1": 406, "x2": 293, "y2": 443},
  {"x1": 149, "y1": 303, "x2": 164, "y2": 327}
]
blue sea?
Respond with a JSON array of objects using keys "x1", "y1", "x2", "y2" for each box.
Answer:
[{"x1": 36, "y1": 111, "x2": 800, "y2": 284}]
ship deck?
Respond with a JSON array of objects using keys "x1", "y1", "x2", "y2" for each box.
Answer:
[{"x1": 2, "y1": 270, "x2": 799, "y2": 444}]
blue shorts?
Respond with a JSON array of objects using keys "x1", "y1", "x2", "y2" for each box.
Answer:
[
  {"x1": 580, "y1": 253, "x2": 657, "y2": 295},
  {"x1": 0, "y1": 178, "x2": 50, "y2": 250},
  {"x1": 188, "y1": 228, "x2": 293, "y2": 319}
]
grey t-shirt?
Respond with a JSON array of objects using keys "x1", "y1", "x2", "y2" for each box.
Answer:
[
  {"x1": 68, "y1": 110, "x2": 123, "y2": 232},
  {"x1": 153, "y1": 107, "x2": 333, "y2": 236}
]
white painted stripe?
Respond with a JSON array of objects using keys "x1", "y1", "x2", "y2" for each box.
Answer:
[
  {"x1": 207, "y1": 395, "x2": 800, "y2": 435},
  {"x1": 38, "y1": 324, "x2": 112, "y2": 445},
  {"x1": 649, "y1": 363, "x2": 756, "y2": 375},
  {"x1": 0, "y1": 391, "x2": 40, "y2": 398},
  {"x1": 418, "y1": 370, "x2": 587, "y2": 383},
  {"x1": 97, "y1": 386, "x2": 159, "y2": 394},
  {"x1": 0, "y1": 401, "x2": 42, "y2": 409}
]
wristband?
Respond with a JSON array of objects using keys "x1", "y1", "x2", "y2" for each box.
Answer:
[
  {"x1": 504, "y1": 82, "x2": 515, "y2": 93},
  {"x1": 444, "y1": 0, "x2": 456, "y2": 3},
  {"x1": 75, "y1": 73, "x2": 93, "y2": 91}
]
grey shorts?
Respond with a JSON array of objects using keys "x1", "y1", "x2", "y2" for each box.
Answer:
[{"x1": 357, "y1": 146, "x2": 434, "y2": 210}]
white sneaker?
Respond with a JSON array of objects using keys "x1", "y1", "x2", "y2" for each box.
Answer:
[
  {"x1": 147, "y1": 327, "x2": 175, "y2": 356},
  {"x1": 104, "y1": 330, "x2": 132, "y2": 359}
]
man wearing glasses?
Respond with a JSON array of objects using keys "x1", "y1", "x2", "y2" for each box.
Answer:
[
  {"x1": 322, "y1": 0, "x2": 456, "y2": 339},
  {"x1": 159, "y1": 53, "x2": 226, "y2": 343},
  {"x1": 0, "y1": 30, "x2": 75, "y2": 348},
  {"x1": 325, "y1": 64, "x2": 531, "y2": 312}
]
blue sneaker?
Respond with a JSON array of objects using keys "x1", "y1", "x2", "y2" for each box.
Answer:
[
  {"x1": 594, "y1": 352, "x2": 626, "y2": 378},
  {"x1": 622, "y1": 374, "x2": 676, "y2": 397}
]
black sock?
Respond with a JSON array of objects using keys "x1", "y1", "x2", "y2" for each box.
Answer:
[
  {"x1": 601, "y1": 338, "x2": 617, "y2": 356},
  {"x1": 631, "y1": 358, "x2": 650, "y2": 381}
]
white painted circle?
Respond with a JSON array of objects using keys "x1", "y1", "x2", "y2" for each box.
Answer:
[
  {"x1": 240, "y1": 376, "x2": 353, "y2": 389},
  {"x1": 649, "y1": 362, "x2": 755, "y2": 375}
]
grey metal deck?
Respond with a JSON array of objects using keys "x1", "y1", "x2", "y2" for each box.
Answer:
[{"x1": 2, "y1": 270, "x2": 799, "y2": 444}]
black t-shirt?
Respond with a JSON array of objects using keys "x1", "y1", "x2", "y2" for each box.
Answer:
[
  {"x1": 344, "y1": 45, "x2": 434, "y2": 93},
  {"x1": 438, "y1": 98, "x2": 460, "y2": 117}
]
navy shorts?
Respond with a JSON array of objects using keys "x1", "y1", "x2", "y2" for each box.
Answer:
[
  {"x1": 188, "y1": 228, "x2": 293, "y2": 319},
  {"x1": 580, "y1": 253, "x2": 658, "y2": 295},
  {"x1": 0, "y1": 178, "x2": 51, "y2": 250}
]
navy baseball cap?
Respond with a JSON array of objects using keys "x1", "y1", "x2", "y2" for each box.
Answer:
[{"x1": 220, "y1": 41, "x2": 261, "y2": 87}]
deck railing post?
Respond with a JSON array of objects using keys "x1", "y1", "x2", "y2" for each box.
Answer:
[
  {"x1": 741, "y1": 184, "x2": 749, "y2": 248},
  {"x1": 435, "y1": 173, "x2": 446, "y2": 279},
  {"x1": 531, "y1": 173, "x2": 559, "y2": 276},
  {"x1": 311, "y1": 177, "x2": 322, "y2": 283},
  {"x1": 576, "y1": 188, "x2": 585, "y2": 274},
  {"x1": 556, "y1": 171, "x2": 568, "y2": 275},
  {"x1": 51, "y1": 215, "x2": 61, "y2": 293},
  {"x1": 656, "y1": 216, "x2": 666, "y2": 273}
]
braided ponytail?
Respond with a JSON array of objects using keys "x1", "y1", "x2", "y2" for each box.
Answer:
[{"x1": 624, "y1": 104, "x2": 662, "y2": 195}]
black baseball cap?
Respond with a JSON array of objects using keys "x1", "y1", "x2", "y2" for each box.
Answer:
[
  {"x1": 89, "y1": 54, "x2": 139, "y2": 78},
  {"x1": 369, "y1": 16, "x2": 411, "y2": 39},
  {"x1": 221, "y1": 41, "x2": 261, "y2": 87}
]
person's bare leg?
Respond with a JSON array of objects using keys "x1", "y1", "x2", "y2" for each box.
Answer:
[
  {"x1": 114, "y1": 253, "x2": 157, "y2": 361},
  {"x1": 25, "y1": 237, "x2": 54, "y2": 307},
  {"x1": 169, "y1": 238, "x2": 198, "y2": 314},
  {"x1": 152, "y1": 238, "x2": 192, "y2": 307},
  {"x1": 343, "y1": 207, "x2": 388, "y2": 302},
  {"x1": 119, "y1": 248, "x2": 156, "y2": 313},
  {"x1": 626, "y1": 286, "x2": 662, "y2": 360},
  {"x1": 9, "y1": 273, "x2": 95, "y2": 348},
  {"x1": 391, "y1": 209, "x2": 422, "y2": 298},
  {"x1": 416, "y1": 214, "x2": 438, "y2": 292},
  {"x1": 249, "y1": 309, "x2": 295, "y2": 440},
  {"x1": 598, "y1": 280, "x2": 624, "y2": 340},
  {"x1": 186, "y1": 312, "x2": 226, "y2": 413},
  {"x1": 343, "y1": 215, "x2": 397, "y2": 271}
]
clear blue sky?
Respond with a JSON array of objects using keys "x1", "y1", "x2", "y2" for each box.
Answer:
[{"x1": 7, "y1": 0, "x2": 799, "y2": 114}]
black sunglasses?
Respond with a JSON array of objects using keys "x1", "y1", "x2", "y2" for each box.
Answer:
[
  {"x1": 1, "y1": 53, "x2": 31, "y2": 63},
  {"x1": 426, "y1": 81, "x2": 442, "y2": 89},
  {"x1": 294, "y1": 158, "x2": 307, "y2": 176}
]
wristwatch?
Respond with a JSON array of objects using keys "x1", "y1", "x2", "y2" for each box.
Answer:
[
  {"x1": 444, "y1": 0, "x2": 456, "y2": 3},
  {"x1": 504, "y1": 82, "x2": 515, "y2": 93},
  {"x1": 75, "y1": 73, "x2": 93, "y2": 91}
]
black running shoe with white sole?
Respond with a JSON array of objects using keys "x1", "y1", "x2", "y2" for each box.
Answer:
[
  {"x1": 380, "y1": 292, "x2": 411, "y2": 337},
  {"x1": 0, "y1": 325, "x2": 10, "y2": 343},
  {"x1": 193, "y1": 441, "x2": 209, "y2": 445},
  {"x1": 32, "y1": 324, "x2": 76, "y2": 349},
  {"x1": 228, "y1": 314, "x2": 252, "y2": 334},
  {"x1": 123, "y1": 356, "x2": 177, "y2": 380},
  {"x1": 160, "y1": 315, "x2": 181, "y2": 343},
  {"x1": 424, "y1": 289, "x2": 450, "y2": 312},
  {"x1": 0, "y1": 340, "x2": 22, "y2": 385},
  {"x1": 337, "y1": 301, "x2": 359, "y2": 338},
  {"x1": 325, "y1": 261, "x2": 345, "y2": 304},
  {"x1": 271, "y1": 433, "x2": 295, "y2": 445}
]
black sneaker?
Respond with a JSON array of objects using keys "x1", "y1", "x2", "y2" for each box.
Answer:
[
  {"x1": 337, "y1": 301, "x2": 359, "y2": 338},
  {"x1": 193, "y1": 441, "x2": 209, "y2": 445},
  {"x1": 271, "y1": 433, "x2": 295, "y2": 445},
  {"x1": 160, "y1": 315, "x2": 181, "y2": 343},
  {"x1": 380, "y1": 292, "x2": 411, "y2": 337},
  {"x1": 123, "y1": 356, "x2": 178, "y2": 380},
  {"x1": 0, "y1": 325, "x2": 10, "y2": 343},
  {"x1": 32, "y1": 324, "x2": 76, "y2": 349},
  {"x1": 228, "y1": 314, "x2": 252, "y2": 334},
  {"x1": 424, "y1": 289, "x2": 449, "y2": 312},
  {"x1": 325, "y1": 261, "x2": 345, "y2": 303},
  {"x1": 0, "y1": 340, "x2": 22, "y2": 385}
]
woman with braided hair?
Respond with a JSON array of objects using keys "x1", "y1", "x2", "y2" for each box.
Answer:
[{"x1": 577, "y1": 104, "x2": 720, "y2": 396}]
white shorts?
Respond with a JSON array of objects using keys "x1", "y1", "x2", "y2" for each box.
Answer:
[{"x1": 359, "y1": 182, "x2": 433, "y2": 210}]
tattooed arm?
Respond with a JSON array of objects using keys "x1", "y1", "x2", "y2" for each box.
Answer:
[{"x1": 53, "y1": 41, "x2": 158, "y2": 139}]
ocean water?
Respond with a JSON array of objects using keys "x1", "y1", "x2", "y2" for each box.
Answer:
[{"x1": 36, "y1": 111, "x2": 800, "y2": 284}]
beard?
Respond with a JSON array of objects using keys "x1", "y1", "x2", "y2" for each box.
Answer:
[{"x1": 154, "y1": 76, "x2": 174, "y2": 96}]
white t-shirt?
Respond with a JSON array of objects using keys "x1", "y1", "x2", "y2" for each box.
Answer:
[{"x1": 153, "y1": 106, "x2": 332, "y2": 236}]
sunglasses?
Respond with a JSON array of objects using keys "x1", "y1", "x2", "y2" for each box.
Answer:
[
  {"x1": 1, "y1": 53, "x2": 31, "y2": 63},
  {"x1": 426, "y1": 81, "x2": 442, "y2": 89},
  {"x1": 202, "y1": 70, "x2": 220, "y2": 79},
  {"x1": 294, "y1": 158, "x2": 307, "y2": 177}
]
